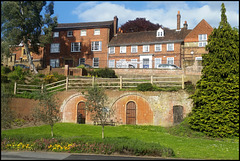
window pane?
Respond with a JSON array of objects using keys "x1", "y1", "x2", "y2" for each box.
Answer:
[
  {"x1": 109, "y1": 60, "x2": 115, "y2": 68},
  {"x1": 81, "y1": 30, "x2": 86, "y2": 36}
]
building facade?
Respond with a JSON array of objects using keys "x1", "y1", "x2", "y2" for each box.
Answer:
[
  {"x1": 183, "y1": 19, "x2": 213, "y2": 61},
  {"x1": 3, "y1": 12, "x2": 213, "y2": 71},
  {"x1": 107, "y1": 11, "x2": 192, "y2": 69},
  {"x1": 2, "y1": 44, "x2": 44, "y2": 70},
  {"x1": 44, "y1": 16, "x2": 118, "y2": 68}
]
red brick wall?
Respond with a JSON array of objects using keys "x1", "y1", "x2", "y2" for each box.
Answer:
[
  {"x1": 109, "y1": 43, "x2": 182, "y2": 67},
  {"x1": 184, "y1": 19, "x2": 213, "y2": 42},
  {"x1": 45, "y1": 27, "x2": 111, "y2": 68}
]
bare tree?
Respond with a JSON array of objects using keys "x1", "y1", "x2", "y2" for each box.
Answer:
[
  {"x1": 85, "y1": 84, "x2": 114, "y2": 139},
  {"x1": 32, "y1": 90, "x2": 60, "y2": 137}
]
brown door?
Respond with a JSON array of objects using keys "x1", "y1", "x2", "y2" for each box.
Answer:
[
  {"x1": 126, "y1": 101, "x2": 136, "y2": 125},
  {"x1": 77, "y1": 102, "x2": 86, "y2": 124}
]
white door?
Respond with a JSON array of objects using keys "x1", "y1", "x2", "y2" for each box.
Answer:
[{"x1": 140, "y1": 55, "x2": 152, "y2": 68}]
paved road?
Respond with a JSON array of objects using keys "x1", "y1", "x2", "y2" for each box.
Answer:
[{"x1": 1, "y1": 151, "x2": 183, "y2": 160}]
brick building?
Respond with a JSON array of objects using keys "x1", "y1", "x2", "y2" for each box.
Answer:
[
  {"x1": 108, "y1": 11, "x2": 192, "y2": 69},
  {"x1": 183, "y1": 19, "x2": 213, "y2": 61},
  {"x1": 44, "y1": 16, "x2": 118, "y2": 68},
  {"x1": 3, "y1": 12, "x2": 213, "y2": 71},
  {"x1": 2, "y1": 43, "x2": 44, "y2": 70}
]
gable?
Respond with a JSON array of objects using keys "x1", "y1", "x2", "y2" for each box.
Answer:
[{"x1": 184, "y1": 19, "x2": 213, "y2": 42}]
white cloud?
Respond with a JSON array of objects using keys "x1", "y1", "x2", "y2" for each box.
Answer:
[{"x1": 72, "y1": 1, "x2": 239, "y2": 29}]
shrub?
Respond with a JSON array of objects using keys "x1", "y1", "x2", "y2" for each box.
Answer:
[
  {"x1": 93, "y1": 68, "x2": 117, "y2": 78},
  {"x1": 7, "y1": 66, "x2": 26, "y2": 82},
  {"x1": 43, "y1": 74, "x2": 57, "y2": 83},
  {"x1": 137, "y1": 83, "x2": 153, "y2": 91},
  {"x1": 52, "y1": 72, "x2": 66, "y2": 81}
]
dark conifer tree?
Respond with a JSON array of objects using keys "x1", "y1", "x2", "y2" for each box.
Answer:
[{"x1": 188, "y1": 3, "x2": 239, "y2": 137}]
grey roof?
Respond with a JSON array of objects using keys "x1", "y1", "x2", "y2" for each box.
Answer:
[
  {"x1": 108, "y1": 28, "x2": 192, "y2": 46},
  {"x1": 54, "y1": 20, "x2": 114, "y2": 30}
]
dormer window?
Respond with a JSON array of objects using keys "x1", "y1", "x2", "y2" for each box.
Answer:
[{"x1": 157, "y1": 28, "x2": 164, "y2": 37}]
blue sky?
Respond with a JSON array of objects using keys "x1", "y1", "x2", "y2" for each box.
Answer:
[{"x1": 51, "y1": 1, "x2": 239, "y2": 29}]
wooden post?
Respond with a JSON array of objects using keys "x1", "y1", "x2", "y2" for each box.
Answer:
[
  {"x1": 151, "y1": 75, "x2": 153, "y2": 85},
  {"x1": 14, "y1": 82, "x2": 16, "y2": 95},
  {"x1": 92, "y1": 76, "x2": 95, "y2": 87},
  {"x1": 120, "y1": 76, "x2": 122, "y2": 89},
  {"x1": 182, "y1": 74, "x2": 184, "y2": 89},
  {"x1": 41, "y1": 84, "x2": 44, "y2": 93},
  {"x1": 66, "y1": 77, "x2": 68, "y2": 91}
]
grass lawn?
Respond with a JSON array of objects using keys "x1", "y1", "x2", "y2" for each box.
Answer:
[{"x1": 1, "y1": 123, "x2": 239, "y2": 160}]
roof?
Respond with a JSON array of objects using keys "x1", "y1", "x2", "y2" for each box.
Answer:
[
  {"x1": 108, "y1": 28, "x2": 192, "y2": 46},
  {"x1": 184, "y1": 19, "x2": 213, "y2": 42},
  {"x1": 54, "y1": 20, "x2": 114, "y2": 30}
]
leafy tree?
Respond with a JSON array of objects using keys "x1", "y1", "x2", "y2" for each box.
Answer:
[
  {"x1": 33, "y1": 90, "x2": 60, "y2": 137},
  {"x1": 85, "y1": 84, "x2": 114, "y2": 139},
  {"x1": 1, "y1": 1, "x2": 57, "y2": 74},
  {"x1": 188, "y1": 3, "x2": 239, "y2": 138},
  {"x1": 120, "y1": 18, "x2": 162, "y2": 33}
]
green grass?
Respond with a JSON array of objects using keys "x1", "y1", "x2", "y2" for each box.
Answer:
[{"x1": 1, "y1": 123, "x2": 239, "y2": 160}]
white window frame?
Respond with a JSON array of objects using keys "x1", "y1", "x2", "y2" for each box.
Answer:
[
  {"x1": 91, "y1": 41, "x2": 102, "y2": 51},
  {"x1": 120, "y1": 46, "x2": 126, "y2": 53},
  {"x1": 167, "y1": 43, "x2": 174, "y2": 51},
  {"x1": 195, "y1": 57, "x2": 202, "y2": 61},
  {"x1": 109, "y1": 47, "x2": 115, "y2": 54},
  {"x1": 143, "y1": 45, "x2": 150, "y2": 52},
  {"x1": 198, "y1": 42, "x2": 207, "y2": 47},
  {"x1": 198, "y1": 34, "x2": 207, "y2": 41},
  {"x1": 67, "y1": 31, "x2": 73, "y2": 37},
  {"x1": 156, "y1": 28, "x2": 164, "y2": 37},
  {"x1": 131, "y1": 59, "x2": 138, "y2": 68},
  {"x1": 50, "y1": 43, "x2": 60, "y2": 53},
  {"x1": 53, "y1": 32, "x2": 59, "y2": 38},
  {"x1": 167, "y1": 57, "x2": 174, "y2": 64},
  {"x1": 155, "y1": 44, "x2": 162, "y2": 52},
  {"x1": 155, "y1": 58, "x2": 162, "y2": 68},
  {"x1": 93, "y1": 58, "x2": 99, "y2": 68},
  {"x1": 131, "y1": 45, "x2": 138, "y2": 53},
  {"x1": 94, "y1": 29, "x2": 100, "y2": 35},
  {"x1": 79, "y1": 58, "x2": 85, "y2": 65},
  {"x1": 109, "y1": 59, "x2": 115, "y2": 68},
  {"x1": 50, "y1": 59, "x2": 59, "y2": 68},
  {"x1": 71, "y1": 42, "x2": 81, "y2": 52},
  {"x1": 81, "y1": 30, "x2": 87, "y2": 36}
]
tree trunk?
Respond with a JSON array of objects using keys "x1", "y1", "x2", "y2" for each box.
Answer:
[
  {"x1": 51, "y1": 125, "x2": 54, "y2": 137},
  {"x1": 102, "y1": 125, "x2": 104, "y2": 139},
  {"x1": 23, "y1": 42, "x2": 38, "y2": 74}
]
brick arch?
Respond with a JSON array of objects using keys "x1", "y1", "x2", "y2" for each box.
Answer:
[
  {"x1": 60, "y1": 93, "x2": 87, "y2": 123},
  {"x1": 111, "y1": 93, "x2": 153, "y2": 125}
]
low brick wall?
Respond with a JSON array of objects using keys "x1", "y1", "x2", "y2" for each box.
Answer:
[
  {"x1": 114, "y1": 68, "x2": 184, "y2": 77},
  {"x1": 38, "y1": 65, "x2": 83, "y2": 76}
]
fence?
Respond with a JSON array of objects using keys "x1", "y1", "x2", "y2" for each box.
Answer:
[{"x1": 14, "y1": 75, "x2": 184, "y2": 94}]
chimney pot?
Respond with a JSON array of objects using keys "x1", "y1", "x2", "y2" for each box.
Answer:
[{"x1": 177, "y1": 11, "x2": 181, "y2": 30}]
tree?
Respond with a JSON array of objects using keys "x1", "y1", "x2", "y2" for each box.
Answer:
[
  {"x1": 120, "y1": 18, "x2": 162, "y2": 33},
  {"x1": 85, "y1": 84, "x2": 114, "y2": 139},
  {"x1": 188, "y1": 3, "x2": 239, "y2": 138},
  {"x1": 1, "y1": 1, "x2": 57, "y2": 74},
  {"x1": 33, "y1": 90, "x2": 60, "y2": 137}
]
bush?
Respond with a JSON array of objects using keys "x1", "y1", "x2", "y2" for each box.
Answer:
[
  {"x1": 88, "y1": 68, "x2": 117, "y2": 78},
  {"x1": 137, "y1": 83, "x2": 153, "y2": 91},
  {"x1": 7, "y1": 66, "x2": 26, "y2": 82},
  {"x1": 43, "y1": 74, "x2": 57, "y2": 83}
]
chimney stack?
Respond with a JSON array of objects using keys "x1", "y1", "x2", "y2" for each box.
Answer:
[
  {"x1": 177, "y1": 11, "x2": 181, "y2": 30},
  {"x1": 114, "y1": 16, "x2": 118, "y2": 36},
  {"x1": 183, "y1": 21, "x2": 188, "y2": 29}
]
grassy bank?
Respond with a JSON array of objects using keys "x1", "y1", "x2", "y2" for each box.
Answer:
[{"x1": 1, "y1": 123, "x2": 239, "y2": 159}]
